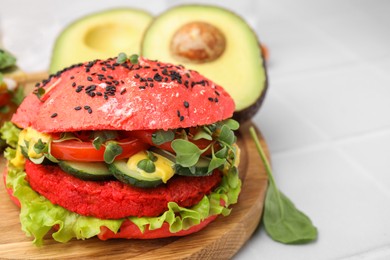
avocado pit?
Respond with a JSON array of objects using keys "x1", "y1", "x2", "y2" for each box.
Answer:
[{"x1": 170, "y1": 22, "x2": 226, "y2": 63}]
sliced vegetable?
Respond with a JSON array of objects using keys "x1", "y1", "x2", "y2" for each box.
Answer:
[
  {"x1": 130, "y1": 130, "x2": 213, "y2": 154},
  {"x1": 109, "y1": 159, "x2": 163, "y2": 188},
  {"x1": 0, "y1": 92, "x2": 11, "y2": 107},
  {"x1": 174, "y1": 156, "x2": 211, "y2": 176},
  {"x1": 50, "y1": 137, "x2": 149, "y2": 162},
  {"x1": 150, "y1": 147, "x2": 212, "y2": 177},
  {"x1": 58, "y1": 161, "x2": 112, "y2": 181}
]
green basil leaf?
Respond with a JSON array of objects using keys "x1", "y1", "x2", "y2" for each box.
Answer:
[
  {"x1": 264, "y1": 187, "x2": 318, "y2": 244},
  {"x1": 218, "y1": 125, "x2": 235, "y2": 145},
  {"x1": 152, "y1": 130, "x2": 175, "y2": 145},
  {"x1": 137, "y1": 159, "x2": 156, "y2": 173},
  {"x1": 104, "y1": 141, "x2": 123, "y2": 164},
  {"x1": 249, "y1": 126, "x2": 317, "y2": 244},
  {"x1": 171, "y1": 139, "x2": 202, "y2": 167}
]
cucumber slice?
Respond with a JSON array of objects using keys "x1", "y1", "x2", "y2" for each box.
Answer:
[
  {"x1": 174, "y1": 156, "x2": 212, "y2": 176},
  {"x1": 108, "y1": 160, "x2": 163, "y2": 188},
  {"x1": 58, "y1": 160, "x2": 112, "y2": 181},
  {"x1": 151, "y1": 147, "x2": 212, "y2": 176}
]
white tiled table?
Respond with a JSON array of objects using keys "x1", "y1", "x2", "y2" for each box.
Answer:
[{"x1": 1, "y1": 1, "x2": 390, "y2": 259}]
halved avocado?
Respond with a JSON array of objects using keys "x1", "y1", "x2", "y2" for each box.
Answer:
[
  {"x1": 49, "y1": 8, "x2": 153, "y2": 74},
  {"x1": 141, "y1": 5, "x2": 268, "y2": 122}
]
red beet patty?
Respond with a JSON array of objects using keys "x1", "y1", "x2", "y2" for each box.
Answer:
[{"x1": 24, "y1": 160, "x2": 222, "y2": 219}]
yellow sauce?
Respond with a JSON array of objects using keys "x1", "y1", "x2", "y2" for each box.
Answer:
[
  {"x1": 11, "y1": 128, "x2": 52, "y2": 168},
  {"x1": 127, "y1": 151, "x2": 175, "y2": 183}
]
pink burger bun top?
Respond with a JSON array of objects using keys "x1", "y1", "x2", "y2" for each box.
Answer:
[{"x1": 12, "y1": 57, "x2": 235, "y2": 132}]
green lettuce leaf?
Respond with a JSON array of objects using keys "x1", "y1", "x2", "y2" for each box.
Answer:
[
  {"x1": 4, "y1": 124, "x2": 242, "y2": 245},
  {"x1": 0, "y1": 49, "x2": 17, "y2": 70},
  {"x1": 0, "y1": 121, "x2": 21, "y2": 148},
  {"x1": 6, "y1": 166, "x2": 123, "y2": 245}
]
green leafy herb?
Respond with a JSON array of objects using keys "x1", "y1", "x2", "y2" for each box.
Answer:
[
  {"x1": 103, "y1": 141, "x2": 123, "y2": 164},
  {"x1": 192, "y1": 128, "x2": 213, "y2": 141},
  {"x1": 151, "y1": 130, "x2": 175, "y2": 145},
  {"x1": 11, "y1": 85, "x2": 25, "y2": 105},
  {"x1": 0, "y1": 49, "x2": 17, "y2": 70},
  {"x1": 214, "y1": 146, "x2": 228, "y2": 159},
  {"x1": 52, "y1": 132, "x2": 82, "y2": 143},
  {"x1": 92, "y1": 131, "x2": 118, "y2": 150},
  {"x1": 33, "y1": 139, "x2": 47, "y2": 154},
  {"x1": 137, "y1": 159, "x2": 156, "y2": 173},
  {"x1": 222, "y1": 119, "x2": 240, "y2": 130},
  {"x1": 249, "y1": 127, "x2": 318, "y2": 244},
  {"x1": 146, "y1": 150, "x2": 158, "y2": 162},
  {"x1": 171, "y1": 139, "x2": 208, "y2": 167},
  {"x1": 34, "y1": 87, "x2": 45, "y2": 100},
  {"x1": 116, "y1": 52, "x2": 128, "y2": 64},
  {"x1": 0, "y1": 105, "x2": 10, "y2": 114},
  {"x1": 208, "y1": 153, "x2": 226, "y2": 173},
  {"x1": 28, "y1": 138, "x2": 58, "y2": 163},
  {"x1": 93, "y1": 137, "x2": 104, "y2": 150},
  {"x1": 129, "y1": 54, "x2": 139, "y2": 64},
  {"x1": 218, "y1": 125, "x2": 235, "y2": 145}
]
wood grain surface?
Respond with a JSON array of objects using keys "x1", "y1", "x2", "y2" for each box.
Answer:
[{"x1": 0, "y1": 74, "x2": 269, "y2": 259}]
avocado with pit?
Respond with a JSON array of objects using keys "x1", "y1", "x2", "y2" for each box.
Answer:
[
  {"x1": 49, "y1": 8, "x2": 153, "y2": 74},
  {"x1": 141, "y1": 5, "x2": 268, "y2": 122}
]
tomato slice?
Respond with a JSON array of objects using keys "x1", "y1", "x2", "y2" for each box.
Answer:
[
  {"x1": 130, "y1": 130, "x2": 214, "y2": 155},
  {"x1": 50, "y1": 137, "x2": 149, "y2": 162},
  {"x1": 0, "y1": 92, "x2": 11, "y2": 107}
]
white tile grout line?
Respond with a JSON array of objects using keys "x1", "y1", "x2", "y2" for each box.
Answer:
[
  {"x1": 333, "y1": 146, "x2": 390, "y2": 200},
  {"x1": 264, "y1": 88, "x2": 390, "y2": 199},
  {"x1": 271, "y1": 135, "x2": 390, "y2": 201},
  {"x1": 338, "y1": 244, "x2": 390, "y2": 260}
]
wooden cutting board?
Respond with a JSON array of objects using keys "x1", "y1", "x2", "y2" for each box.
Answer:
[{"x1": 0, "y1": 73, "x2": 269, "y2": 259}]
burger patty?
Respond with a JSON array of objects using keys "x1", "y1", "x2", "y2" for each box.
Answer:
[{"x1": 24, "y1": 160, "x2": 222, "y2": 219}]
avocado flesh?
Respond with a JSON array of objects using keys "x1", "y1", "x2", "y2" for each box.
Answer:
[
  {"x1": 49, "y1": 8, "x2": 153, "y2": 74},
  {"x1": 141, "y1": 5, "x2": 267, "y2": 121}
]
